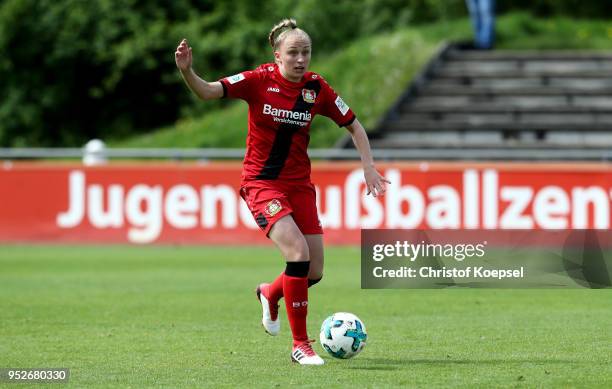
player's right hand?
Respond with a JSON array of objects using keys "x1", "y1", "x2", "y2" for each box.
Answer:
[{"x1": 175, "y1": 38, "x2": 192, "y2": 71}]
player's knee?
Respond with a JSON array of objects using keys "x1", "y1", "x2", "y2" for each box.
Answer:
[
  {"x1": 308, "y1": 275, "x2": 323, "y2": 287},
  {"x1": 308, "y1": 265, "x2": 323, "y2": 281}
]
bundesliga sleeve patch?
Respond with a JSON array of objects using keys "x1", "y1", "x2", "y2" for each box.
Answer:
[
  {"x1": 227, "y1": 73, "x2": 245, "y2": 84},
  {"x1": 335, "y1": 96, "x2": 350, "y2": 116}
]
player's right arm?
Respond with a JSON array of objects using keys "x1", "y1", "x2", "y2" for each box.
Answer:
[{"x1": 175, "y1": 39, "x2": 224, "y2": 100}]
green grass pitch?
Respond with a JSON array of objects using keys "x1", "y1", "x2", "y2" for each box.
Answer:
[{"x1": 1, "y1": 245, "x2": 610, "y2": 388}]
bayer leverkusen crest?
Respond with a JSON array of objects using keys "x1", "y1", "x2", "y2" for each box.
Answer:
[
  {"x1": 302, "y1": 89, "x2": 316, "y2": 103},
  {"x1": 265, "y1": 199, "x2": 282, "y2": 217}
]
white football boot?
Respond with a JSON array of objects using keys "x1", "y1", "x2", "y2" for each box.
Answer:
[
  {"x1": 291, "y1": 340, "x2": 325, "y2": 365},
  {"x1": 256, "y1": 283, "x2": 280, "y2": 336}
]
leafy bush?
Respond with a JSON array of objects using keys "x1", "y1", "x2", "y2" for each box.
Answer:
[
  {"x1": 0, "y1": 0, "x2": 468, "y2": 147},
  {"x1": 0, "y1": 0, "x2": 608, "y2": 147}
]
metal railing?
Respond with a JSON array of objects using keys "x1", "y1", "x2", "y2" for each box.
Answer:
[{"x1": 0, "y1": 147, "x2": 609, "y2": 161}]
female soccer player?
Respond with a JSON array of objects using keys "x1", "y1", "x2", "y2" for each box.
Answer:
[{"x1": 175, "y1": 18, "x2": 389, "y2": 365}]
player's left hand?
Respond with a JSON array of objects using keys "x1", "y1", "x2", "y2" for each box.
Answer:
[
  {"x1": 175, "y1": 38, "x2": 193, "y2": 72},
  {"x1": 364, "y1": 166, "x2": 390, "y2": 197}
]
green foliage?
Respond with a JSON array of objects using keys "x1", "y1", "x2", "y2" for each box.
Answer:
[
  {"x1": 115, "y1": 27, "x2": 444, "y2": 149},
  {"x1": 0, "y1": 0, "x2": 467, "y2": 147},
  {"x1": 499, "y1": 0, "x2": 612, "y2": 19},
  {"x1": 0, "y1": 0, "x2": 198, "y2": 146},
  {"x1": 290, "y1": 0, "x2": 466, "y2": 54},
  {"x1": 120, "y1": 12, "x2": 612, "y2": 149},
  {"x1": 1, "y1": 0, "x2": 610, "y2": 147},
  {"x1": 494, "y1": 12, "x2": 612, "y2": 50}
]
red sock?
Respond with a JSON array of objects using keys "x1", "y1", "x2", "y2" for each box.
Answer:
[
  {"x1": 267, "y1": 272, "x2": 284, "y2": 303},
  {"x1": 268, "y1": 273, "x2": 321, "y2": 303},
  {"x1": 283, "y1": 273, "x2": 308, "y2": 345}
]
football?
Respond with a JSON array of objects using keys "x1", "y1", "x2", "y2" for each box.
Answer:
[{"x1": 319, "y1": 312, "x2": 367, "y2": 359}]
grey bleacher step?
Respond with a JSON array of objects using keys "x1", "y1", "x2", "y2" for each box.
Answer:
[
  {"x1": 381, "y1": 131, "x2": 501, "y2": 142},
  {"x1": 428, "y1": 78, "x2": 612, "y2": 88},
  {"x1": 446, "y1": 50, "x2": 612, "y2": 61},
  {"x1": 398, "y1": 113, "x2": 612, "y2": 125},
  {"x1": 410, "y1": 96, "x2": 612, "y2": 108},
  {"x1": 366, "y1": 46, "x2": 612, "y2": 160},
  {"x1": 370, "y1": 131, "x2": 612, "y2": 147},
  {"x1": 386, "y1": 120, "x2": 612, "y2": 132},
  {"x1": 369, "y1": 137, "x2": 612, "y2": 149},
  {"x1": 442, "y1": 61, "x2": 612, "y2": 73},
  {"x1": 434, "y1": 69, "x2": 612, "y2": 78},
  {"x1": 420, "y1": 85, "x2": 612, "y2": 96},
  {"x1": 403, "y1": 105, "x2": 612, "y2": 114},
  {"x1": 377, "y1": 130, "x2": 612, "y2": 145}
]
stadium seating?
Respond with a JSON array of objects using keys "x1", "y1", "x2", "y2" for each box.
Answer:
[{"x1": 349, "y1": 44, "x2": 612, "y2": 160}]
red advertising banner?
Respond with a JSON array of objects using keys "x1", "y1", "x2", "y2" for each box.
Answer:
[{"x1": 0, "y1": 162, "x2": 610, "y2": 245}]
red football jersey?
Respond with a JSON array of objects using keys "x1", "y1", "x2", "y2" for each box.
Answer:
[{"x1": 219, "y1": 63, "x2": 355, "y2": 183}]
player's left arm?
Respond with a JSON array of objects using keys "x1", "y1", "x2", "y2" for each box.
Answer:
[{"x1": 345, "y1": 119, "x2": 390, "y2": 197}]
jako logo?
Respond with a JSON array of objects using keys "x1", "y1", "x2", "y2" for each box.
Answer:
[{"x1": 267, "y1": 87, "x2": 280, "y2": 93}]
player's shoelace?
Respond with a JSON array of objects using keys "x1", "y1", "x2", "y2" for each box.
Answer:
[{"x1": 296, "y1": 340, "x2": 317, "y2": 357}]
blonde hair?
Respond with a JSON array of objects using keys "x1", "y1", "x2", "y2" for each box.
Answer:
[{"x1": 268, "y1": 18, "x2": 311, "y2": 51}]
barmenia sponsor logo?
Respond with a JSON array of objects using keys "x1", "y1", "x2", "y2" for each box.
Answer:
[
  {"x1": 262, "y1": 104, "x2": 311, "y2": 126},
  {"x1": 56, "y1": 169, "x2": 612, "y2": 243}
]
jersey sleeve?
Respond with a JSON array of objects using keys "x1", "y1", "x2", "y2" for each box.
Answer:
[
  {"x1": 218, "y1": 69, "x2": 262, "y2": 102},
  {"x1": 317, "y1": 78, "x2": 356, "y2": 127}
]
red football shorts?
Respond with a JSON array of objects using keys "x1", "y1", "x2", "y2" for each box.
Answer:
[{"x1": 240, "y1": 180, "x2": 323, "y2": 236}]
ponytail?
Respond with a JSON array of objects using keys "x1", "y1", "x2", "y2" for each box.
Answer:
[{"x1": 269, "y1": 18, "x2": 304, "y2": 51}]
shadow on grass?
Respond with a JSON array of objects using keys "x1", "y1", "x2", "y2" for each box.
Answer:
[{"x1": 344, "y1": 357, "x2": 580, "y2": 371}]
